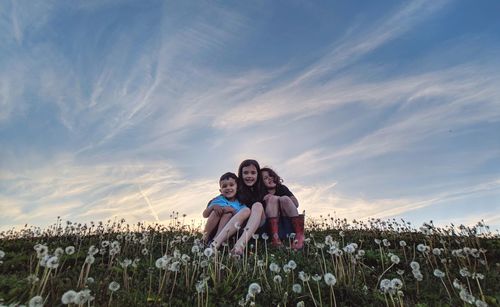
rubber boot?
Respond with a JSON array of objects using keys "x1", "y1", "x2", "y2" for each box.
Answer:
[
  {"x1": 291, "y1": 215, "x2": 305, "y2": 250},
  {"x1": 267, "y1": 217, "x2": 283, "y2": 247}
]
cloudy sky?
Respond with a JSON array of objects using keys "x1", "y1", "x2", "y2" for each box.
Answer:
[{"x1": 1, "y1": 0, "x2": 499, "y2": 232}]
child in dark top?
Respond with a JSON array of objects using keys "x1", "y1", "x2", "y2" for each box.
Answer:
[
  {"x1": 261, "y1": 167, "x2": 305, "y2": 250},
  {"x1": 202, "y1": 172, "x2": 247, "y2": 243},
  {"x1": 212, "y1": 159, "x2": 267, "y2": 255}
]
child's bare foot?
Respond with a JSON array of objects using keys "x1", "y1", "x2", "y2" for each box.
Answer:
[{"x1": 230, "y1": 244, "x2": 244, "y2": 256}]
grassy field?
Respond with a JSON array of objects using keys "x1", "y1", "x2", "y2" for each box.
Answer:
[{"x1": 0, "y1": 215, "x2": 499, "y2": 306}]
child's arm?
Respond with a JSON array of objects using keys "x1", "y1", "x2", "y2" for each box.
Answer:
[{"x1": 290, "y1": 196, "x2": 299, "y2": 208}]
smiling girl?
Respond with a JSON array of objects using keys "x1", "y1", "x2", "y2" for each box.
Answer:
[{"x1": 211, "y1": 159, "x2": 267, "y2": 255}]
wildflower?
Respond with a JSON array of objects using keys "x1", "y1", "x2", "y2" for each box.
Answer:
[
  {"x1": 169, "y1": 261, "x2": 180, "y2": 272},
  {"x1": 181, "y1": 254, "x2": 190, "y2": 263},
  {"x1": 433, "y1": 269, "x2": 445, "y2": 278},
  {"x1": 101, "y1": 240, "x2": 110, "y2": 248},
  {"x1": 88, "y1": 245, "x2": 99, "y2": 256},
  {"x1": 61, "y1": 290, "x2": 77, "y2": 304},
  {"x1": 191, "y1": 245, "x2": 200, "y2": 254},
  {"x1": 204, "y1": 247, "x2": 214, "y2": 258},
  {"x1": 382, "y1": 239, "x2": 391, "y2": 247},
  {"x1": 324, "y1": 273, "x2": 336, "y2": 286},
  {"x1": 248, "y1": 283, "x2": 261, "y2": 297},
  {"x1": 273, "y1": 275, "x2": 283, "y2": 284},
  {"x1": 234, "y1": 222, "x2": 241, "y2": 230},
  {"x1": 390, "y1": 255, "x2": 400, "y2": 264},
  {"x1": 287, "y1": 260, "x2": 297, "y2": 270},
  {"x1": 74, "y1": 289, "x2": 93, "y2": 305},
  {"x1": 297, "y1": 301, "x2": 305, "y2": 307},
  {"x1": 397, "y1": 269, "x2": 405, "y2": 275},
  {"x1": 29, "y1": 295, "x2": 44, "y2": 307},
  {"x1": 343, "y1": 244, "x2": 356, "y2": 254},
  {"x1": 380, "y1": 279, "x2": 392, "y2": 293},
  {"x1": 86, "y1": 277, "x2": 95, "y2": 284},
  {"x1": 475, "y1": 299, "x2": 488, "y2": 307},
  {"x1": 292, "y1": 284, "x2": 302, "y2": 294},
  {"x1": 108, "y1": 281, "x2": 120, "y2": 292},
  {"x1": 460, "y1": 268, "x2": 471, "y2": 277},
  {"x1": 252, "y1": 234, "x2": 259, "y2": 240},
  {"x1": 432, "y1": 248, "x2": 441, "y2": 256},
  {"x1": 298, "y1": 271, "x2": 310, "y2": 282},
  {"x1": 46, "y1": 256, "x2": 59, "y2": 269},
  {"x1": 312, "y1": 274, "x2": 322, "y2": 282},
  {"x1": 399, "y1": 240, "x2": 407, "y2": 247},
  {"x1": 120, "y1": 259, "x2": 132, "y2": 268},
  {"x1": 0, "y1": 250, "x2": 5, "y2": 259},
  {"x1": 459, "y1": 288, "x2": 476, "y2": 304},
  {"x1": 195, "y1": 280, "x2": 205, "y2": 293},
  {"x1": 374, "y1": 239, "x2": 381, "y2": 245},
  {"x1": 453, "y1": 279, "x2": 463, "y2": 290},
  {"x1": 357, "y1": 249, "x2": 365, "y2": 257},
  {"x1": 339, "y1": 231, "x2": 345, "y2": 237},
  {"x1": 257, "y1": 260, "x2": 264, "y2": 267},
  {"x1": 85, "y1": 255, "x2": 95, "y2": 264},
  {"x1": 141, "y1": 248, "x2": 149, "y2": 255},
  {"x1": 27, "y1": 274, "x2": 40, "y2": 284},
  {"x1": 64, "y1": 246, "x2": 75, "y2": 255},
  {"x1": 54, "y1": 247, "x2": 64, "y2": 257},
  {"x1": 200, "y1": 260, "x2": 208, "y2": 268},
  {"x1": 410, "y1": 261, "x2": 420, "y2": 270},
  {"x1": 261, "y1": 233, "x2": 269, "y2": 241},
  {"x1": 283, "y1": 264, "x2": 291, "y2": 273},
  {"x1": 269, "y1": 262, "x2": 281, "y2": 273},
  {"x1": 391, "y1": 278, "x2": 403, "y2": 290},
  {"x1": 472, "y1": 273, "x2": 484, "y2": 280},
  {"x1": 417, "y1": 244, "x2": 429, "y2": 253}
]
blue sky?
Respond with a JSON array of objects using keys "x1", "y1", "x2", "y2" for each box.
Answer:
[{"x1": 1, "y1": 0, "x2": 499, "y2": 232}]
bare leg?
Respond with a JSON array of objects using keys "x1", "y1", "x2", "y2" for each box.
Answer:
[
  {"x1": 233, "y1": 202, "x2": 266, "y2": 254},
  {"x1": 265, "y1": 195, "x2": 280, "y2": 218},
  {"x1": 212, "y1": 208, "x2": 251, "y2": 249},
  {"x1": 279, "y1": 196, "x2": 299, "y2": 217},
  {"x1": 215, "y1": 213, "x2": 233, "y2": 237},
  {"x1": 202, "y1": 211, "x2": 221, "y2": 242}
]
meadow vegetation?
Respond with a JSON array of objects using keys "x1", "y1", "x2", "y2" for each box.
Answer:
[{"x1": 0, "y1": 214, "x2": 499, "y2": 306}]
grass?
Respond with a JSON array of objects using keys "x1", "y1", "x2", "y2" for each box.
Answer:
[{"x1": 0, "y1": 214, "x2": 499, "y2": 306}]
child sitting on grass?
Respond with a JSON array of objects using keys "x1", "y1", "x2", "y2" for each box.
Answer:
[
  {"x1": 261, "y1": 167, "x2": 305, "y2": 250},
  {"x1": 202, "y1": 172, "x2": 247, "y2": 243}
]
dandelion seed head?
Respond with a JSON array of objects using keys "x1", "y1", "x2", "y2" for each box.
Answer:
[
  {"x1": 85, "y1": 255, "x2": 95, "y2": 264},
  {"x1": 390, "y1": 255, "x2": 400, "y2": 264},
  {"x1": 29, "y1": 295, "x2": 44, "y2": 307},
  {"x1": 61, "y1": 290, "x2": 77, "y2": 304},
  {"x1": 399, "y1": 240, "x2": 407, "y2": 247},
  {"x1": 410, "y1": 261, "x2": 420, "y2": 270},
  {"x1": 248, "y1": 283, "x2": 261, "y2": 296},
  {"x1": 269, "y1": 263, "x2": 280, "y2": 273},
  {"x1": 46, "y1": 256, "x2": 59, "y2": 269},
  {"x1": 65, "y1": 246, "x2": 75, "y2": 255},
  {"x1": 287, "y1": 260, "x2": 297, "y2": 270},
  {"x1": 391, "y1": 278, "x2": 403, "y2": 290},
  {"x1": 432, "y1": 248, "x2": 441, "y2": 256},
  {"x1": 273, "y1": 275, "x2": 282, "y2": 284},
  {"x1": 296, "y1": 301, "x2": 305, "y2": 307},
  {"x1": 433, "y1": 269, "x2": 445, "y2": 278},
  {"x1": 108, "y1": 281, "x2": 120, "y2": 292},
  {"x1": 292, "y1": 283, "x2": 302, "y2": 294},
  {"x1": 324, "y1": 273, "x2": 336, "y2": 286},
  {"x1": 261, "y1": 233, "x2": 269, "y2": 240},
  {"x1": 204, "y1": 247, "x2": 214, "y2": 258}
]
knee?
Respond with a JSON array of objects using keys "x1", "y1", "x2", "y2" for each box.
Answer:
[
  {"x1": 279, "y1": 196, "x2": 293, "y2": 206},
  {"x1": 252, "y1": 202, "x2": 264, "y2": 214},
  {"x1": 239, "y1": 207, "x2": 251, "y2": 218}
]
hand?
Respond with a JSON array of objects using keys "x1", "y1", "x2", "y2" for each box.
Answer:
[
  {"x1": 212, "y1": 205, "x2": 224, "y2": 216},
  {"x1": 223, "y1": 207, "x2": 235, "y2": 214}
]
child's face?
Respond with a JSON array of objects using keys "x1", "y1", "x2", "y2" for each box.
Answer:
[
  {"x1": 241, "y1": 164, "x2": 258, "y2": 187},
  {"x1": 262, "y1": 171, "x2": 276, "y2": 189},
  {"x1": 219, "y1": 178, "x2": 237, "y2": 200}
]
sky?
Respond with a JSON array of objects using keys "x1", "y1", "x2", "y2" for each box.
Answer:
[{"x1": 1, "y1": 0, "x2": 500, "y2": 232}]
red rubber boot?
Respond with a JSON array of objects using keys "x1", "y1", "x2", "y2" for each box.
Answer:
[
  {"x1": 291, "y1": 215, "x2": 305, "y2": 250},
  {"x1": 267, "y1": 217, "x2": 283, "y2": 247}
]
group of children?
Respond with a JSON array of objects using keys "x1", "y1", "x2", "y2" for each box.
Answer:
[{"x1": 202, "y1": 159, "x2": 305, "y2": 255}]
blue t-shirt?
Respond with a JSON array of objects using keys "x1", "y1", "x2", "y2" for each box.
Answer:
[{"x1": 208, "y1": 195, "x2": 246, "y2": 213}]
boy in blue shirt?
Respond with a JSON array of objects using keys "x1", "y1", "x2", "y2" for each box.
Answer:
[{"x1": 202, "y1": 172, "x2": 246, "y2": 243}]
